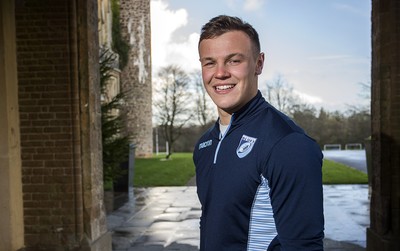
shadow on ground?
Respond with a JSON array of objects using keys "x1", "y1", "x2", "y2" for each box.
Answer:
[{"x1": 324, "y1": 238, "x2": 366, "y2": 251}]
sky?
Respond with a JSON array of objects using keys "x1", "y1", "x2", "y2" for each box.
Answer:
[{"x1": 150, "y1": 0, "x2": 371, "y2": 112}]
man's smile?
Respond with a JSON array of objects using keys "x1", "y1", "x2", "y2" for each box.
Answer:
[{"x1": 215, "y1": 84, "x2": 235, "y2": 91}]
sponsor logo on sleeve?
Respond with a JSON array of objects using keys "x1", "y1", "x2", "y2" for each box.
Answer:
[{"x1": 199, "y1": 139, "x2": 212, "y2": 150}]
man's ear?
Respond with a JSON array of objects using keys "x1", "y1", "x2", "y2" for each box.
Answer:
[{"x1": 255, "y1": 52, "x2": 265, "y2": 75}]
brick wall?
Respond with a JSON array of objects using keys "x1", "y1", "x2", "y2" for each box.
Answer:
[
  {"x1": 15, "y1": 0, "x2": 109, "y2": 249},
  {"x1": 16, "y1": 0, "x2": 78, "y2": 247},
  {"x1": 120, "y1": 0, "x2": 153, "y2": 157}
]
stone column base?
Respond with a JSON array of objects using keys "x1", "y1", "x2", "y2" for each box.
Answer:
[
  {"x1": 82, "y1": 231, "x2": 112, "y2": 251},
  {"x1": 367, "y1": 228, "x2": 400, "y2": 251}
]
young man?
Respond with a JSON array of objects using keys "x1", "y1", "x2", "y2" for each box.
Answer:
[{"x1": 193, "y1": 15, "x2": 324, "y2": 250}]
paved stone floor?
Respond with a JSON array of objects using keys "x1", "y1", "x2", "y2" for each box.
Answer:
[{"x1": 107, "y1": 184, "x2": 369, "y2": 251}]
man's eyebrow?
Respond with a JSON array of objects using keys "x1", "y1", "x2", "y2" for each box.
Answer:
[
  {"x1": 226, "y1": 53, "x2": 245, "y2": 59},
  {"x1": 200, "y1": 53, "x2": 245, "y2": 62},
  {"x1": 200, "y1": 57, "x2": 215, "y2": 62}
]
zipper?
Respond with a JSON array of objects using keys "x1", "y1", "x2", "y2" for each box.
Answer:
[{"x1": 213, "y1": 114, "x2": 234, "y2": 164}]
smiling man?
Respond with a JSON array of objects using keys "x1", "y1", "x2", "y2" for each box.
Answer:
[{"x1": 193, "y1": 15, "x2": 325, "y2": 251}]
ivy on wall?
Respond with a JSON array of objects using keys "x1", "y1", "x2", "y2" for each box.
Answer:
[{"x1": 111, "y1": 0, "x2": 130, "y2": 69}]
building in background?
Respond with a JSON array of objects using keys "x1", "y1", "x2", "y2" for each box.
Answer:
[{"x1": 120, "y1": 0, "x2": 153, "y2": 157}]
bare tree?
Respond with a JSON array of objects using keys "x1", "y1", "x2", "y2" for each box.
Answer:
[
  {"x1": 350, "y1": 81, "x2": 371, "y2": 113},
  {"x1": 265, "y1": 74, "x2": 297, "y2": 114},
  {"x1": 191, "y1": 70, "x2": 216, "y2": 127},
  {"x1": 153, "y1": 65, "x2": 193, "y2": 159}
]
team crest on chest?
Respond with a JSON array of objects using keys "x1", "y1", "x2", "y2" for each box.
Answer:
[{"x1": 236, "y1": 135, "x2": 257, "y2": 158}]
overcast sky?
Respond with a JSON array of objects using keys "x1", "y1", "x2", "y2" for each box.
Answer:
[{"x1": 150, "y1": 0, "x2": 371, "y2": 112}]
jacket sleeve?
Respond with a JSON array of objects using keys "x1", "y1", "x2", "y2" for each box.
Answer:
[{"x1": 264, "y1": 132, "x2": 324, "y2": 250}]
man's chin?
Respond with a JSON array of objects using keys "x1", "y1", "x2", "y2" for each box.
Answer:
[{"x1": 217, "y1": 104, "x2": 239, "y2": 115}]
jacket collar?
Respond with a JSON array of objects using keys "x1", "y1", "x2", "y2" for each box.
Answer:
[{"x1": 210, "y1": 90, "x2": 267, "y2": 138}]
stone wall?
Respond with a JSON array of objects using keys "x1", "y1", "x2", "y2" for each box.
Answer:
[
  {"x1": 0, "y1": 1, "x2": 25, "y2": 250},
  {"x1": 98, "y1": 0, "x2": 113, "y2": 48},
  {"x1": 368, "y1": 0, "x2": 400, "y2": 250},
  {"x1": 120, "y1": 0, "x2": 153, "y2": 157}
]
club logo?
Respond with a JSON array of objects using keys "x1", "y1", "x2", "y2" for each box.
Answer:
[{"x1": 236, "y1": 135, "x2": 257, "y2": 158}]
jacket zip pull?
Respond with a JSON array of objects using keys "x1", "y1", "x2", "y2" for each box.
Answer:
[{"x1": 213, "y1": 114, "x2": 234, "y2": 164}]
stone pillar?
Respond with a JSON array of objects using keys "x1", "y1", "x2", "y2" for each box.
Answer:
[
  {"x1": 15, "y1": 0, "x2": 111, "y2": 250},
  {"x1": 0, "y1": 0, "x2": 25, "y2": 250},
  {"x1": 368, "y1": 0, "x2": 400, "y2": 250},
  {"x1": 77, "y1": 0, "x2": 112, "y2": 250},
  {"x1": 120, "y1": 0, "x2": 153, "y2": 157}
]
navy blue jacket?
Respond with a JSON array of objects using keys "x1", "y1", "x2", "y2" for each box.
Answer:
[{"x1": 193, "y1": 91, "x2": 324, "y2": 250}]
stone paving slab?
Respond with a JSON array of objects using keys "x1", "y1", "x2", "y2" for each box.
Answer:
[
  {"x1": 107, "y1": 185, "x2": 369, "y2": 251},
  {"x1": 323, "y1": 185, "x2": 370, "y2": 249}
]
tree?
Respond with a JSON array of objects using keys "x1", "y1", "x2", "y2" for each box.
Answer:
[
  {"x1": 192, "y1": 70, "x2": 216, "y2": 128},
  {"x1": 357, "y1": 81, "x2": 371, "y2": 112},
  {"x1": 316, "y1": 109, "x2": 347, "y2": 148},
  {"x1": 153, "y1": 65, "x2": 193, "y2": 159},
  {"x1": 265, "y1": 74, "x2": 298, "y2": 114},
  {"x1": 100, "y1": 49, "x2": 130, "y2": 184},
  {"x1": 344, "y1": 109, "x2": 371, "y2": 145},
  {"x1": 291, "y1": 103, "x2": 318, "y2": 137}
]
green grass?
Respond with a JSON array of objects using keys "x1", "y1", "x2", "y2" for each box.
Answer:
[
  {"x1": 322, "y1": 159, "x2": 368, "y2": 184},
  {"x1": 132, "y1": 152, "x2": 368, "y2": 187},
  {"x1": 133, "y1": 153, "x2": 195, "y2": 187}
]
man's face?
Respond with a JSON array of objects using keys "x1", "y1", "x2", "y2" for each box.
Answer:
[{"x1": 199, "y1": 31, "x2": 264, "y2": 114}]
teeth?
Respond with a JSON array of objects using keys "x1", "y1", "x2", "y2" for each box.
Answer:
[{"x1": 216, "y1": 85, "x2": 234, "y2": 90}]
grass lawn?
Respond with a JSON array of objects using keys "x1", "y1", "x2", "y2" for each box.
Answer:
[
  {"x1": 134, "y1": 153, "x2": 195, "y2": 187},
  {"x1": 322, "y1": 159, "x2": 368, "y2": 184},
  {"x1": 133, "y1": 152, "x2": 368, "y2": 187}
]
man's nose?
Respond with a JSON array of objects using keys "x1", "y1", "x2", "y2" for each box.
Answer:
[{"x1": 215, "y1": 64, "x2": 230, "y2": 79}]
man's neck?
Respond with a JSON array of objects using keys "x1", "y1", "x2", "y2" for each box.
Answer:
[{"x1": 218, "y1": 109, "x2": 232, "y2": 125}]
